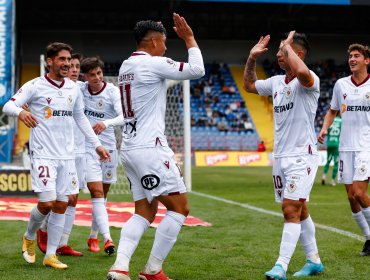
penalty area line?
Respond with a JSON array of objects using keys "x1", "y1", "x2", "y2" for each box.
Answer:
[{"x1": 191, "y1": 191, "x2": 363, "y2": 242}]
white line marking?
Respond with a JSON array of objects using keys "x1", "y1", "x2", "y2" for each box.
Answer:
[{"x1": 191, "y1": 191, "x2": 364, "y2": 242}]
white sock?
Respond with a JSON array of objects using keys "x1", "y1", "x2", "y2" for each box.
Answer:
[
  {"x1": 46, "y1": 211, "x2": 65, "y2": 256},
  {"x1": 114, "y1": 214, "x2": 150, "y2": 271},
  {"x1": 299, "y1": 216, "x2": 320, "y2": 264},
  {"x1": 143, "y1": 211, "x2": 186, "y2": 274},
  {"x1": 353, "y1": 211, "x2": 370, "y2": 239},
  {"x1": 276, "y1": 223, "x2": 301, "y2": 272},
  {"x1": 39, "y1": 212, "x2": 50, "y2": 232},
  {"x1": 90, "y1": 214, "x2": 99, "y2": 238},
  {"x1": 92, "y1": 198, "x2": 111, "y2": 242},
  {"x1": 25, "y1": 207, "x2": 47, "y2": 240},
  {"x1": 59, "y1": 206, "x2": 76, "y2": 247}
]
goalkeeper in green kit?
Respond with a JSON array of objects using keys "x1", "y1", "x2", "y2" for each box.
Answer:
[{"x1": 322, "y1": 114, "x2": 342, "y2": 186}]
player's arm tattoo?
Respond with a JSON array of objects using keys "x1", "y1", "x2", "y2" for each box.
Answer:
[{"x1": 244, "y1": 57, "x2": 257, "y2": 83}]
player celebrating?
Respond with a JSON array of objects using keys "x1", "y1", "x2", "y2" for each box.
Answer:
[
  {"x1": 106, "y1": 13, "x2": 205, "y2": 280},
  {"x1": 37, "y1": 53, "x2": 86, "y2": 257},
  {"x1": 80, "y1": 56, "x2": 121, "y2": 255},
  {"x1": 3, "y1": 42, "x2": 110, "y2": 269},
  {"x1": 318, "y1": 43, "x2": 370, "y2": 257},
  {"x1": 321, "y1": 113, "x2": 341, "y2": 187},
  {"x1": 243, "y1": 31, "x2": 324, "y2": 279}
]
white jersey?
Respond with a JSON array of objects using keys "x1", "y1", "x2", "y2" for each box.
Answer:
[
  {"x1": 73, "y1": 81, "x2": 85, "y2": 154},
  {"x1": 118, "y1": 47, "x2": 204, "y2": 150},
  {"x1": 9, "y1": 75, "x2": 84, "y2": 159},
  {"x1": 81, "y1": 80, "x2": 122, "y2": 150},
  {"x1": 330, "y1": 75, "x2": 370, "y2": 151},
  {"x1": 255, "y1": 71, "x2": 320, "y2": 157}
]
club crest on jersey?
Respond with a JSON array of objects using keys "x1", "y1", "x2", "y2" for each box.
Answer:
[
  {"x1": 96, "y1": 99, "x2": 105, "y2": 109},
  {"x1": 46, "y1": 97, "x2": 52, "y2": 104},
  {"x1": 364, "y1": 92, "x2": 370, "y2": 103},
  {"x1": 283, "y1": 86, "x2": 292, "y2": 99},
  {"x1": 343, "y1": 93, "x2": 347, "y2": 100},
  {"x1": 141, "y1": 174, "x2": 160, "y2": 190},
  {"x1": 67, "y1": 95, "x2": 73, "y2": 105}
]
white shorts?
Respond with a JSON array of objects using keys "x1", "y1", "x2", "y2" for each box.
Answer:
[
  {"x1": 272, "y1": 154, "x2": 318, "y2": 202},
  {"x1": 75, "y1": 153, "x2": 87, "y2": 190},
  {"x1": 339, "y1": 151, "x2": 370, "y2": 184},
  {"x1": 121, "y1": 146, "x2": 187, "y2": 203},
  {"x1": 30, "y1": 157, "x2": 79, "y2": 196},
  {"x1": 86, "y1": 147, "x2": 118, "y2": 184}
]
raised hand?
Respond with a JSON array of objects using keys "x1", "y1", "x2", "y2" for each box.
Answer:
[{"x1": 250, "y1": 35, "x2": 270, "y2": 60}]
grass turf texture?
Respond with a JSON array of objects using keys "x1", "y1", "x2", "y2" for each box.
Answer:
[{"x1": 0, "y1": 166, "x2": 368, "y2": 279}]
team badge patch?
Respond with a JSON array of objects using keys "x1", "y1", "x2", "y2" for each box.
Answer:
[
  {"x1": 96, "y1": 99, "x2": 104, "y2": 109},
  {"x1": 67, "y1": 95, "x2": 73, "y2": 105},
  {"x1": 364, "y1": 92, "x2": 370, "y2": 103},
  {"x1": 357, "y1": 165, "x2": 367, "y2": 176},
  {"x1": 286, "y1": 181, "x2": 297, "y2": 193},
  {"x1": 283, "y1": 86, "x2": 292, "y2": 99},
  {"x1": 105, "y1": 170, "x2": 113, "y2": 179},
  {"x1": 71, "y1": 177, "x2": 78, "y2": 189}
]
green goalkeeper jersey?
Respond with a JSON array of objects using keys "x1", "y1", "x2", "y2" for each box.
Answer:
[{"x1": 327, "y1": 116, "x2": 341, "y2": 148}]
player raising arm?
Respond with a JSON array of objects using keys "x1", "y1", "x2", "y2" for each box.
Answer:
[
  {"x1": 106, "y1": 13, "x2": 204, "y2": 280},
  {"x1": 244, "y1": 31, "x2": 324, "y2": 279}
]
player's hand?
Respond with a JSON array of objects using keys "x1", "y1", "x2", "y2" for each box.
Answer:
[
  {"x1": 95, "y1": 146, "x2": 111, "y2": 162},
  {"x1": 19, "y1": 110, "x2": 38, "y2": 128},
  {"x1": 249, "y1": 35, "x2": 270, "y2": 60},
  {"x1": 93, "y1": 122, "x2": 107, "y2": 135},
  {"x1": 173, "y1": 13, "x2": 198, "y2": 48},
  {"x1": 317, "y1": 129, "x2": 328, "y2": 144},
  {"x1": 279, "y1": 30, "x2": 295, "y2": 51}
]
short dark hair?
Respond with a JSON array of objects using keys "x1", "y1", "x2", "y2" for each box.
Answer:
[
  {"x1": 80, "y1": 56, "x2": 104, "y2": 74},
  {"x1": 348, "y1": 43, "x2": 370, "y2": 59},
  {"x1": 71, "y1": 53, "x2": 83, "y2": 61},
  {"x1": 134, "y1": 20, "x2": 167, "y2": 45},
  {"x1": 45, "y1": 42, "x2": 73, "y2": 59},
  {"x1": 282, "y1": 32, "x2": 310, "y2": 56}
]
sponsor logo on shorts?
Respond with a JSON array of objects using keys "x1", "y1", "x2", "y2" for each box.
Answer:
[{"x1": 141, "y1": 174, "x2": 160, "y2": 190}]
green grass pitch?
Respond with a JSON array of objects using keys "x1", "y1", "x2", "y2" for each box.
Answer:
[{"x1": 0, "y1": 166, "x2": 368, "y2": 279}]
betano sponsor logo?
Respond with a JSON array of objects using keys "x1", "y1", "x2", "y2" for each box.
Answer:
[
  {"x1": 274, "y1": 102, "x2": 293, "y2": 113},
  {"x1": 205, "y1": 154, "x2": 229, "y2": 166},
  {"x1": 84, "y1": 109, "x2": 105, "y2": 118},
  {"x1": 342, "y1": 104, "x2": 370, "y2": 113},
  {"x1": 44, "y1": 107, "x2": 73, "y2": 119}
]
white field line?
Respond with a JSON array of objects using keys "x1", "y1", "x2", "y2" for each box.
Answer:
[{"x1": 191, "y1": 191, "x2": 364, "y2": 242}]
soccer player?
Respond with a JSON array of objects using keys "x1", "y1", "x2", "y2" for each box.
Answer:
[
  {"x1": 106, "y1": 13, "x2": 205, "y2": 280},
  {"x1": 243, "y1": 31, "x2": 324, "y2": 279},
  {"x1": 3, "y1": 42, "x2": 111, "y2": 269},
  {"x1": 318, "y1": 43, "x2": 370, "y2": 257},
  {"x1": 321, "y1": 113, "x2": 341, "y2": 187},
  {"x1": 37, "y1": 53, "x2": 86, "y2": 257},
  {"x1": 80, "y1": 56, "x2": 121, "y2": 255}
]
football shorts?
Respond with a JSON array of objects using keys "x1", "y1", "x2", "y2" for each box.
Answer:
[
  {"x1": 339, "y1": 151, "x2": 370, "y2": 184},
  {"x1": 121, "y1": 145, "x2": 186, "y2": 203},
  {"x1": 30, "y1": 157, "x2": 79, "y2": 196},
  {"x1": 272, "y1": 154, "x2": 318, "y2": 202},
  {"x1": 86, "y1": 147, "x2": 118, "y2": 184}
]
